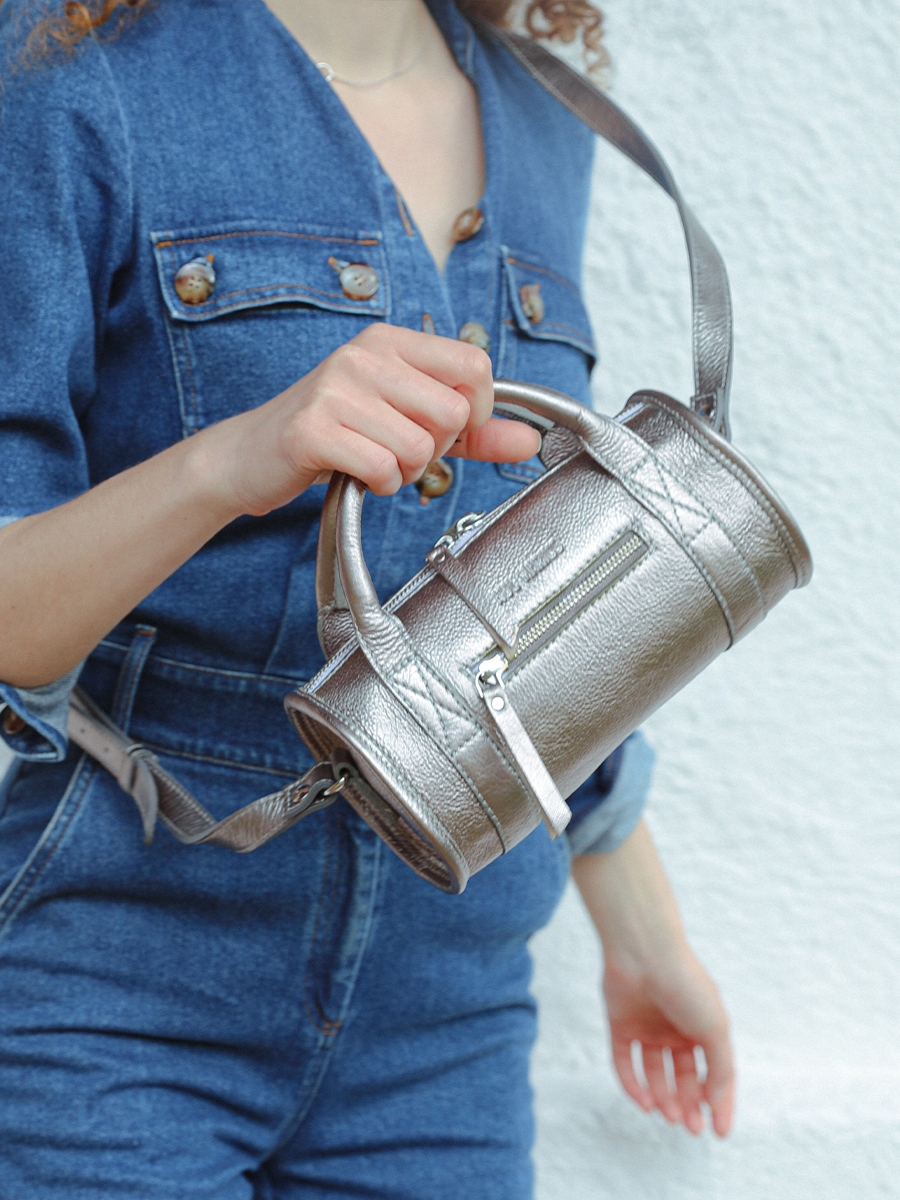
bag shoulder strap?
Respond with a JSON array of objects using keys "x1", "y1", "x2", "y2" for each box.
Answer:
[
  {"x1": 68, "y1": 685, "x2": 349, "y2": 851},
  {"x1": 480, "y1": 23, "x2": 733, "y2": 438}
]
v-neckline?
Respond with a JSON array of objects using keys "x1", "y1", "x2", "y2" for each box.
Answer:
[{"x1": 254, "y1": 0, "x2": 494, "y2": 280}]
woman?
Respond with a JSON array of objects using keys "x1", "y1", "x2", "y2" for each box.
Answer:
[{"x1": 0, "y1": 1, "x2": 734, "y2": 1195}]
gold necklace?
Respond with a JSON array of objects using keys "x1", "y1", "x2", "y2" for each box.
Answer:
[{"x1": 316, "y1": 24, "x2": 429, "y2": 88}]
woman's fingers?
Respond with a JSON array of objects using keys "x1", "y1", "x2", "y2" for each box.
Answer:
[
  {"x1": 302, "y1": 327, "x2": 502, "y2": 481},
  {"x1": 298, "y1": 326, "x2": 539, "y2": 485},
  {"x1": 246, "y1": 323, "x2": 518, "y2": 512},
  {"x1": 330, "y1": 336, "x2": 471, "y2": 448},
  {"x1": 448, "y1": 418, "x2": 541, "y2": 463},
  {"x1": 672, "y1": 1046, "x2": 704, "y2": 1134},
  {"x1": 701, "y1": 1031, "x2": 736, "y2": 1137},
  {"x1": 611, "y1": 1036, "x2": 655, "y2": 1113},
  {"x1": 382, "y1": 324, "x2": 495, "y2": 429},
  {"x1": 641, "y1": 1046, "x2": 683, "y2": 1125}
]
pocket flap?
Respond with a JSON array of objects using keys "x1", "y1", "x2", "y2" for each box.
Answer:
[
  {"x1": 503, "y1": 250, "x2": 595, "y2": 360},
  {"x1": 151, "y1": 221, "x2": 390, "y2": 322}
]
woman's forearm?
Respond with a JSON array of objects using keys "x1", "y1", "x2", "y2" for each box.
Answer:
[
  {"x1": 0, "y1": 424, "x2": 243, "y2": 688},
  {"x1": 0, "y1": 325, "x2": 534, "y2": 690},
  {"x1": 571, "y1": 819, "x2": 688, "y2": 974}
]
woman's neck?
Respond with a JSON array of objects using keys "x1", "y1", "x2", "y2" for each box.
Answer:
[
  {"x1": 261, "y1": 0, "x2": 485, "y2": 275},
  {"x1": 263, "y1": 0, "x2": 427, "y2": 83}
]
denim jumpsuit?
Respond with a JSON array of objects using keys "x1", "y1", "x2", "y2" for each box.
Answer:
[{"x1": 0, "y1": 2, "x2": 653, "y2": 1195}]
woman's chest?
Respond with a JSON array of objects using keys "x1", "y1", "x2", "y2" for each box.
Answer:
[
  {"x1": 87, "y1": 18, "x2": 598, "y2": 478},
  {"x1": 334, "y1": 68, "x2": 486, "y2": 274}
]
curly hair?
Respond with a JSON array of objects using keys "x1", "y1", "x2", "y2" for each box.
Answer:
[
  {"x1": 10, "y1": 0, "x2": 606, "y2": 72},
  {"x1": 457, "y1": 1, "x2": 607, "y2": 73}
]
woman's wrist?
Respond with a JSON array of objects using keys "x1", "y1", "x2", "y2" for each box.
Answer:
[
  {"x1": 571, "y1": 820, "x2": 688, "y2": 975},
  {"x1": 178, "y1": 415, "x2": 263, "y2": 526}
]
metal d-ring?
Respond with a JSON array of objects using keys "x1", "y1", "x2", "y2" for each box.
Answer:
[{"x1": 323, "y1": 770, "x2": 350, "y2": 797}]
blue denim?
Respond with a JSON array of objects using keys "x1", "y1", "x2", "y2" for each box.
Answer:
[
  {"x1": 0, "y1": 1, "x2": 651, "y2": 1191},
  {"x1": 0, "y1": 632, "x2": 572, "y2": 1198}
]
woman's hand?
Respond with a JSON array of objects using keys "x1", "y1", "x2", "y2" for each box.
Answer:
[
  {"x1": 207, "y1": 322, "x2": 540, "y2": 517},
  {"x1": 0, "y1": 322, "x2": 539, "y2": 687},
  {"x1": 602, "y1": 932, "x2": 734, "y2": 1136},
  {"x1": 571, "y1": 821, "x2": 735, "y2": 1137}
]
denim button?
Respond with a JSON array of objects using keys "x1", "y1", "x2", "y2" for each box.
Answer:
[
  {"x1": 415, "y1": 459, "x2": 454, "y2": 505},
  {"x1": 452, "y1": 206, "x2": 484, "y2": 243},
  {"x1": 173, "y1": 257, "x2": 216, "y2": 305},
  {"x1": 336, "y1": 261, "x2": 379, "y2": 300},
  {"x1": 519, "y1": 282, "x2": 544, "y2": 323},
  {"x1": 458, "y1": 322, "x2": 490, "y2": 352}
]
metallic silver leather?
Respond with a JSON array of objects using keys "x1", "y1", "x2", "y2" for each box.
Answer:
[
  {"x1": 475, "y1": 655, "x2": 572, "y2": 837},
  {"x1": 285, "y1": 382, "x2": 812, "y2": 893},
  {"x1": 64, "y1": 41, "x2": 811, "y2": 890}
]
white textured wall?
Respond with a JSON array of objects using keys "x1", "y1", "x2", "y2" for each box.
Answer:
[
  {"x1": 2, "y1": 3, "x2": 898, "y2": 1194},
  {"x1": 531, "y1": 1, "x2": 900, "y2": 1197}
]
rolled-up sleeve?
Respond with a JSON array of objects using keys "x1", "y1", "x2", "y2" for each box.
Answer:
[
  {"x1": 564, "y1": 730, "x2": 655, "y2": 857},
  {"x1": 0, "y1": 25, "x2": 133, "y2": 759},
  {"x1": 0, "y1": 671, "x2": 83, "y2": 763}
]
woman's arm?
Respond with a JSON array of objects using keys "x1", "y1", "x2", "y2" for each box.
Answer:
[
  {"x1": 0, "y1": 324, "x2": 539, "y2": 688},
  {"x1": 571, "y1": 819, "x2": 735, "y2": 1136}
]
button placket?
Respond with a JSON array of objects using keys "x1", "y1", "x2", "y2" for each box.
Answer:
[{"x1": 415, "y1": 460, "x2": 454, "y2": 506}]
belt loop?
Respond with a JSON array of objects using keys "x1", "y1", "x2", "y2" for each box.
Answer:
[{"x1": 110, "y1": 625, "x2": 158, "y2": 731}]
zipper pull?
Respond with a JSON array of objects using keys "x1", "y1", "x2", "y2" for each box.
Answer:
[
  {"x1": 475, "y1": 653, "x2": 571, "y2": 838},
  {"x1": 432, "y1": 510, "x2": 486, "y2": 553}
]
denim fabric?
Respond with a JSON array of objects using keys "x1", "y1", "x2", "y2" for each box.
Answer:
[
  {"x1": 0, "y1": 633, "x2": 572, "y2": 1199},
  {"x1": 566, "y1": 731, "x2": 655, "y2": 856},
  {"x1": 0, "y1": 0, "x2": 649, "y2": 852},
  {"x1": 0, "y1": 3, "x2": 651, "y2": 1191}
]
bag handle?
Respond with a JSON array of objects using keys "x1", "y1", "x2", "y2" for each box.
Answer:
[
  {"x1": 314, "y1": 380, "x2": 599, "y2": 633},
  {"x1": 323, "y1": 381, "x2": 605, "y2": 634},
  {"x1": 480, "y1": 23, "x2": 733, "y2": 437},
  {"x1": 317, "y1": 378, "x2": 792, "y2": 654}
]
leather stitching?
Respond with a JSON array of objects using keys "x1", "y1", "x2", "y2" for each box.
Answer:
[
  {"x1": 388, "y1": 655, "x2": 508, "y2": 842},
  {"x1": 641, "y1": 395, "x2": 808, "y2": 583},
  {"x1": 622, "y1": 452, "x2": 767, "y2": 618}
]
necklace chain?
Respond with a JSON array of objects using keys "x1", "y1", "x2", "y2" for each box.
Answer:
[{"x1": 316, "y1": 25, "x2": 429, "y2": 88}]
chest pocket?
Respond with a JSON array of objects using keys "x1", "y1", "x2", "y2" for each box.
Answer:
[
  {"x1": 151, "y1": 221, "x2": 390, "y2": 436},
  {"x1": 496, "y1": 248, "x2": 597, "y2": 483}
]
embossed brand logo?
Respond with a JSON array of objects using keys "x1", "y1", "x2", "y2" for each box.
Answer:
[{"x1": 495, "y1": 537, "x2": 564, "y2": 605}]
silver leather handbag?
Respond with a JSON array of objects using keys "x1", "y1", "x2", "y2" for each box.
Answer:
[{"x1": 66, "y1": 29, "x2": 811, "y2": 892}]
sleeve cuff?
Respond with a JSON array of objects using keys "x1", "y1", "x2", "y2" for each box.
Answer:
[
  {"x1": 0, "y1": 664, "x2": 83, "y2": 762},
  {"x1": 565, "y1": 729, "x2": 655, "y2": 857}
]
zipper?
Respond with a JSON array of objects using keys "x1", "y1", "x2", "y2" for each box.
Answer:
[
  {"x1": 433, "y1": 510, "x2": 486, "y2": 553},
  {"x1": 475, "y1": 530, "x2": 648, "y2": 683}
]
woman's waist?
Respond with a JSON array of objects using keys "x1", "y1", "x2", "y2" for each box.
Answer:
[{"x1": 81, "y1": 632, "x2": 317, "y2": 780}]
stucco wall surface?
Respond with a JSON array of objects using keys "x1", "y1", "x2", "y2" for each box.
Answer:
[
  {"x1": 0, "y1": 2, "x2": 897, "y2": 1196},
  {"x1": 530, "y1": 1, "x2": 900, "y2": 1197}
]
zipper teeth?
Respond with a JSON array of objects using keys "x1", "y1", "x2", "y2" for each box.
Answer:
[{"x1": 513, "y1": 534, "x2": 644, "y2": 658}]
